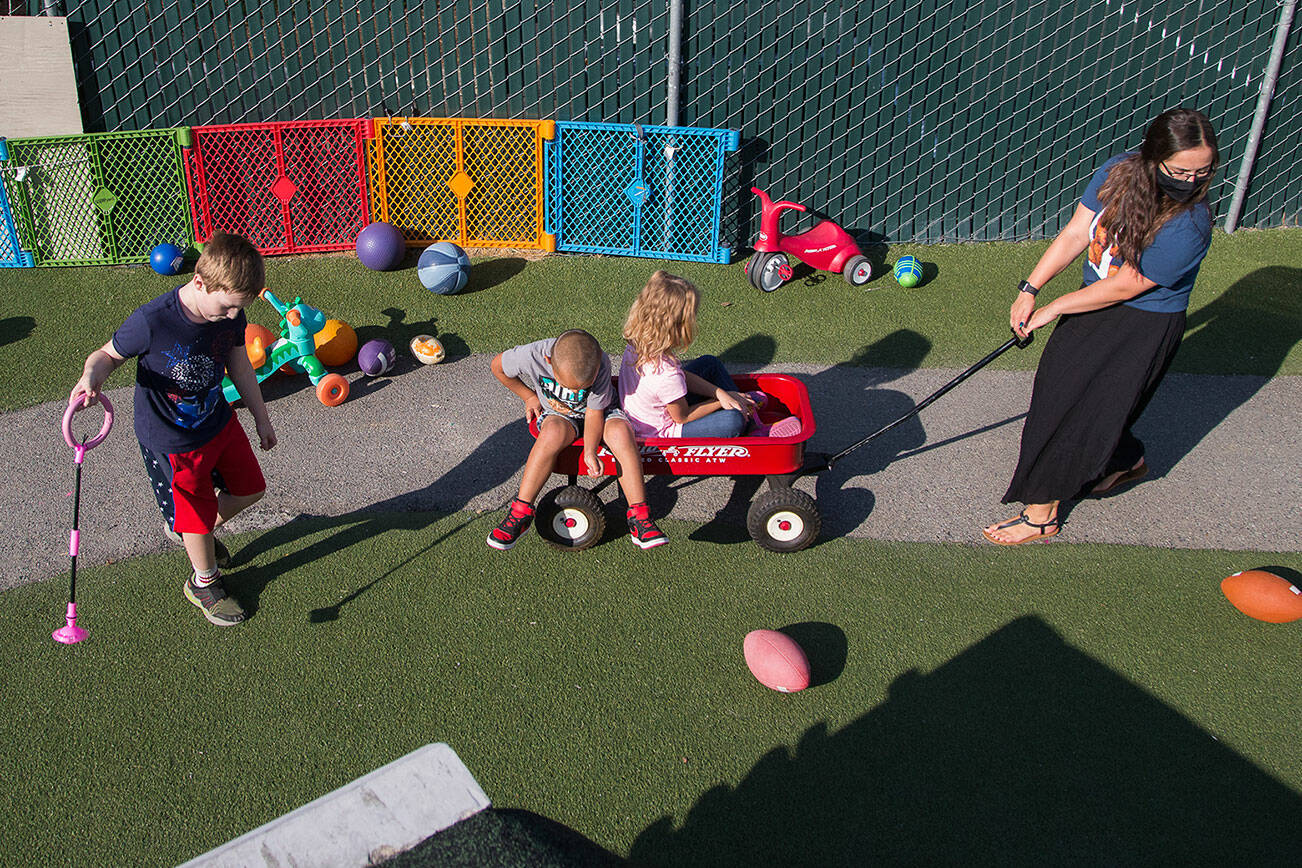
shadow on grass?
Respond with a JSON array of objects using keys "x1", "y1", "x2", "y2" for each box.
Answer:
[
  {"x1": 228, "y1": 419, "x2": 533, "y2": 621},
  {"x1": 355, "y1": 306, "x2": 471, "y2": 366},
  {"x1": 0, "y1": 315, "x2": 35, "y2": 348},
  {"x1": 389, "y1": 807, "x2": 627, "y2": 867},
  {"x1": 630, "y1": 616, "x2": 1302, "y2": 864},
  {"x1": 780, "y1": 621, "x2": 847, "y2": 688}
]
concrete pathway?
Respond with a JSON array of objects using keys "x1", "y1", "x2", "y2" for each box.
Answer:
[{"x1": 2, "y1": 354, "x2": 1298, "y2": 590}]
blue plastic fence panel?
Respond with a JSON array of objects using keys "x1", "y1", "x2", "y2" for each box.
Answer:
[
  {"x1": 550, "y1": 122, "x2": 739, "y2": 263},
  {"x1": 0, "y1": 139, "x2": 34, "y2": 267}
]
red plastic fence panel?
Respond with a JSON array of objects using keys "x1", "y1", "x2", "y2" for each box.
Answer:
[{"x1": 185, "y1": 120, "x2": 372, "y2": 255}]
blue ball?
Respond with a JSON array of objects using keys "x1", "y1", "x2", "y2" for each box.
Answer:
[
  {"x1": 893, "y1": 255, "x2": 922, "y2": 288},
  {"x1": 417, "y1": 242, "x2": 470, "y2": 295},
  {"x1": 356, "y1": 221, "x2": 407, "y2": 271},
  {"x1": 150, "y1": 243, "x2": 185, "y2": 276}
]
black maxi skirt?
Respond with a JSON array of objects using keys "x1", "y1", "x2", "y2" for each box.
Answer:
[{"x1": 1003, "y1": 302, "x2": 1186, "y2": 505}]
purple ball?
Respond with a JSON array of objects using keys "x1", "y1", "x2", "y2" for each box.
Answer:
[
  {"x1": 355, "y1": 222, "x2": 406, "y2": 271},
  {"x1": 358, "y1": 339, "x2": 397, "y2": 376}
]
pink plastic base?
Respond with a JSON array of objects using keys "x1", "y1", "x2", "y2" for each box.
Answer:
[{"x1": 53, "y1": 603, "x2": 87, "y2": 644}]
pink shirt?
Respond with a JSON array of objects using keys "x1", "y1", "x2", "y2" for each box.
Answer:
[{"x1": 619, "y1": 344, "x2": 687, "y2": 438}]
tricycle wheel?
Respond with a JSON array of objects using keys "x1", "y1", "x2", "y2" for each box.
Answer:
[
  {"x1": 744, "y1": 252, "x2": 760, "y2": 289},
  {"x1": 316, "y1": 373, "x2": 349, "y2": 406},
  {"x1": 747, "y1": 488, "x2": 820, "y2": 552},
  {"x1": 755, "y1": 253, "x2": 791, "y2": 292},
  {"x1": 537, "y1": 485, "x2": 606, "y2": 551},
  {"x1": 844, "y1": 255, "x2": 873, "y2": 286}
]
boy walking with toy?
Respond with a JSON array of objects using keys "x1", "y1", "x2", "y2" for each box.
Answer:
[
  {"x1": 489, "y1": 329, "x2": 667, "y2": 550},
  {"x1": 70, "y1": 232, "x2": 276, "y2": 626}
]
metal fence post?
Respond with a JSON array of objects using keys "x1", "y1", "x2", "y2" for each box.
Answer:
[
  {"x1": 667, "y1": 0, "x2": 682, "y2": 127},
  {"x1": 1225, "y1": 0, "x2": 1297, "y2": 233}
]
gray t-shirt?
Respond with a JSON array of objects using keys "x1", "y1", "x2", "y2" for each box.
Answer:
[{"x1": 500, "y1": 338, "x2": 613, "y2": 419}]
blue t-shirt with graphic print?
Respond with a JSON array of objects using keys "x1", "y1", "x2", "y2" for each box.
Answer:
[
  {"x1": 112, "y1": 287, "x2": 245, "y2": 453},
  {"x1": 1080, "y1": 151, "x2": 1212, "y2": 313}
]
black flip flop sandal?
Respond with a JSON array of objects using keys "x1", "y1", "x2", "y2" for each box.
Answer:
[{"x1": 982, "y1": 510, "x2": 1060, "y2": 545}]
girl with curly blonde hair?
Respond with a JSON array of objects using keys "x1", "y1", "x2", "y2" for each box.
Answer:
[{"x1": 619, "y1": 271, "x2": 801, "y2": 439}]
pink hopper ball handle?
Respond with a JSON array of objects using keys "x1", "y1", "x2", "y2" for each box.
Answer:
[{"x1": 63, "y1": 393, "x2": 114, "y2": 452}]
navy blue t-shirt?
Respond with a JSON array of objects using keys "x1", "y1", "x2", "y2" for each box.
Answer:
[
  {"x1": 112, "y1": 287, "x2": 245, "y2": 452},
  {"x1": 1080, "y1": 152, "x2": 1212, "y2": 313}
]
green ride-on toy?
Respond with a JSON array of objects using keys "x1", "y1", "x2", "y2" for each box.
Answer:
[{"x1": 221, "y1": 288, "x2": 349, "y2": 407}]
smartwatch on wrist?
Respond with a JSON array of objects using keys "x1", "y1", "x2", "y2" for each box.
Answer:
[{"x1": 1018, "y1": 280, "x2": 1040, "y2": 297}]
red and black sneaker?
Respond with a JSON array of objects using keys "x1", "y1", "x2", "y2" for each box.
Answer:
[
  {"x1": 487, "y1": 498, "x2": 535, "y2": 550},
  {"x1": 626, "y1": 502, "x2": 668, "y2": 549}
]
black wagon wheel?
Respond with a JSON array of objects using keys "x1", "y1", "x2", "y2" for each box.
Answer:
[
  {"x1": 537, "y1": 485, "x2": 606, "y2": 551},
  {"x1": 843, "y1": 254, "x2": 873, "y2": 286},
  {"x1": 755, "y1": 253, "x2": 791, "y2": 292},
  {"x1": 746, "y1": 487, "x2": 821, "y2": 552}
]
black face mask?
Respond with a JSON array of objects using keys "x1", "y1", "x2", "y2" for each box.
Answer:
[{"x1": 1157, "y1": 172, "x2": 1198, "y2": 203}]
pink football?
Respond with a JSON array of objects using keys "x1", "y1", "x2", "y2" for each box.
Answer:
[
  {"x1": 1221, "y1": 569, "x2": 1302, "y2": 623},
  {"x1": 743, "y1": 629, "x2": 811, "y2": 693}
]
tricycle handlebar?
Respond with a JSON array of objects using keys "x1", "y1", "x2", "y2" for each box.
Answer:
[{"x1": 750, "y1": 186, "x2": 806, "y2": 213}]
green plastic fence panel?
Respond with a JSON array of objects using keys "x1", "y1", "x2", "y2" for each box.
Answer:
[{"x1": 0, "y1": 128, "x2": 192, "y2": 267}]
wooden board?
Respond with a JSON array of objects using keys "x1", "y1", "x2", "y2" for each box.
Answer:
[{"x1": 0, "y1": 16, "x2": 82, "y2": 137}]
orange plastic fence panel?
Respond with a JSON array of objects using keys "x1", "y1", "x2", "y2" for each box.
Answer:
[{"x1": 371, "y1": 118, "x2": 547, "y2": 249}]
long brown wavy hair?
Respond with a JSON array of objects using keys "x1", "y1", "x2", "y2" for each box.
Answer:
[
  {"x1": 622, "y1": 271, "x2": 700, "y2": 370},
  {"x1": 1097, "y1": 107, "x2": 1218, "y2": 268}
]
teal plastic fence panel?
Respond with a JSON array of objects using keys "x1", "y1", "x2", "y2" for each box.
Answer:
[{"x1": 549, "y1": 122, "x2": 740, "y2": 262}]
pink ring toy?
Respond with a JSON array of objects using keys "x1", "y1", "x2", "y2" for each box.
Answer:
[{"x1": 63, "y1": 393, "x2": 114, "y2": 452}]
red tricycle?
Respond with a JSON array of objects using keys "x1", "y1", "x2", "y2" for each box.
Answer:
[
  {"x1": 744, "y1": 187, "x2": 874, "y2": 292},
  {"x1": 530, "y1": 373, "x2": 821, "y2": 553}
]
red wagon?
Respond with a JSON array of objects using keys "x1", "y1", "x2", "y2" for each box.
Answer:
[{"x1": 530, "y1": 373, "x2": 820, "y2": 552}]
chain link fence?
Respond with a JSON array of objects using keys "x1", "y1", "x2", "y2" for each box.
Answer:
[{"x1": 14, "y1": 0, "x2": 1301, "y2": 244}]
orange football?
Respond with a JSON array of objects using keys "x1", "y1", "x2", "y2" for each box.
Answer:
[{"x1": 1221, "y1": 569, "x2": 1302, "y2": 623}]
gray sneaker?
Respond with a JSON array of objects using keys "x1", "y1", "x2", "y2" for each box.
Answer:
[{"x1": 184, "y1": 574, "x2": 246, "y2": 626}]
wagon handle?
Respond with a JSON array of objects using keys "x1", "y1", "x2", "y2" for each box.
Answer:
[{"x1": 807, "y1": 329, "x2": 1033, "y2": 474}]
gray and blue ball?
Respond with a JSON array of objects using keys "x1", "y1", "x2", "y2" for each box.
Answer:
[{"x1": 418, "y1": 242, "x2": 471, "y2": 295}]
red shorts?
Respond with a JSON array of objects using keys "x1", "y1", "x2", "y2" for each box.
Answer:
[{"x1": 140, "y1": 415, "x2": 265, "y2": 535}]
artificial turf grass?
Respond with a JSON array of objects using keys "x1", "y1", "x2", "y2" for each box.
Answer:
[
  {"x1": 3, "y1": 511, "x2": 1301, "y2": 865},
  {"x1": 2, "y1": 227, "x2": 1300, "y2": 411}
]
